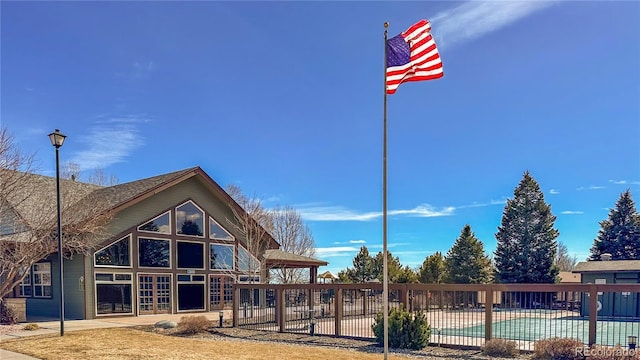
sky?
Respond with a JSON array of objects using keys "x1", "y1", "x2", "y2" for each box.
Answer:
[{"x1": 1, "y1": 1, "x2": 639, "y2": 275}]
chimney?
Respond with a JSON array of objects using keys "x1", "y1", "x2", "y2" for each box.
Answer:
[
  {"x1": 71, "y1": 174, "x2": 76, "y2": 182},
  {"x1": 601, "y1": 253, "x2": 612, "y2": 261}
]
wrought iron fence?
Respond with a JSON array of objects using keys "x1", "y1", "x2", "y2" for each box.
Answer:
[{"x1": 233, "y1": 283, "x2": 640, "y2": 351}]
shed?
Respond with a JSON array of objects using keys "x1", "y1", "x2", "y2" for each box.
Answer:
[{"x1": 573, "y1": 258, "x2": 640, "y2": 317}]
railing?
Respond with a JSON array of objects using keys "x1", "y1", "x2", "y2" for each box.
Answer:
[{"x1": 233, "y1": 283, "x2": 640, "y2": 351}]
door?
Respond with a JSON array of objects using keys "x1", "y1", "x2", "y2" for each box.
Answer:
[
  {"x1": 138, "y1": 274, "x2": 171, "y2": 315},
  {"x1": 614, "y1": 278, "x2": 638, "y2": 317},
  {"x1": 210, "y1": 276, "x2": 234, "y2": 310}
]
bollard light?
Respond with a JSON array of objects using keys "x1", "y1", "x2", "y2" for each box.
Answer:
[
  {"x1": 629, "y1": 335, "x2": 637, "y2": 350},
  {"x1": 219, "y1": 311, "x2": 224, "y2": 328}
]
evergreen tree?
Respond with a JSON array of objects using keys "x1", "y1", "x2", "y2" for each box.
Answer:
[
  {"x1": 418, "y1": 252, "x2": 446, "y2": 283},
  {"x1": 349, "y1": 246, "x2": 376, "y2": 283},
  {"x1": 494, "y1": 171, "x2": 559, "y2": 283},
  {"x1": 590, "y1": 190, "x2": 640, "y2": 260},
  {"x1": 373, "y1": 250, "x2": 403, "y2": 283},
  {"x1": 445, "y1": 225, "x2": 492, "y2": 284},
  {"x1": 395, "y1": 265, "x2": 418, "y2": 283}
]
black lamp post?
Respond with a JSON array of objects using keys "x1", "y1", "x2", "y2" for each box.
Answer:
[{"x1": 48, "y1": 129, "x2": 66, "y2": 336}]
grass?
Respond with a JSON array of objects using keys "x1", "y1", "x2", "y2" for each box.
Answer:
[{"x1": 0, "y1": 327, "x2": 410, "y2": 360}]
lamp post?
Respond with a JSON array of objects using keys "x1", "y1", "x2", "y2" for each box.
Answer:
[{"x1": 48, "y1": 129, "x2": 66, "y2": 336}]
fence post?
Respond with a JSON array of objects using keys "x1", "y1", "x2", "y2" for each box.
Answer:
[
  {"x1": 335, "y1": 287, "x2": 343, "y2": 337},
  {"x1": 277, "y1": 287, "x2": 285, "y2": 333},
  {"x1": 232, "y1": 284, "x2": 240, "y2": 327},
  {"x1": 402, "y1": 284, "x2": 410, "y2": 311},
  {"x1": 588, "y1": 284, "x2": 598, "y2": 346},
  {"x1": 484, "y1": 285, "x2": 493, "y2": 342}
]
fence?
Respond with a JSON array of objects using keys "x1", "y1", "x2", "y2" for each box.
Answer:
[{"x1": 233, "y1": 283, "x2": 640, "y2": 351}]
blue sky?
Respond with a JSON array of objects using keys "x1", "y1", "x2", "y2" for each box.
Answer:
[{"x1": 2, "y1": 1, "x2": 639, "y2": 275}]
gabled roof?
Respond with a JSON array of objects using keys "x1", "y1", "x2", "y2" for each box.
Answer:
[
  {"x1": 2, "y1": 167, "x2": 279, "y2": 249},
  {"x1": 573, "y1": 260, "x2": 640, "y2": 273}
]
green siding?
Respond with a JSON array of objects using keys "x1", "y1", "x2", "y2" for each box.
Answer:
[{"x1": 581, "y1": 272, "x2": 639, "y2": 317}]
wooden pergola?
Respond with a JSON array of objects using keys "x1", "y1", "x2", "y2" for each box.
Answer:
[{"x1": 263, "y1": 249, "x2": 328, "y2": 283}]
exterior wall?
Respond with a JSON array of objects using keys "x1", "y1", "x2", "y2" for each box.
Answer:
[
  {"x1": 580, "y1": 271, "x2": 639, "y2": 317},
  {"x1": 25, "y1": 254, "x2": 86, "y2": 320}
]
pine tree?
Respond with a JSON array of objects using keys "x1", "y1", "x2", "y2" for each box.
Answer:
[
  {"x1": 373, "y1": 250, "x2": 403, "y2": 283},
  {"x1": 494, "y1": 171, "x2": 559, "y2": 284},
  {"x1": 445, "y1": 225, "x2": 492, "y2": 284},
  {"x1": 349, "y1": 246, "x2": 375, "y2": 283},
  {"x1": 590, "y1": 190, "x2": 640, "y2": 260},
  {"x1": 418, "y1": 252, "x2": 446, "y2": 283}
]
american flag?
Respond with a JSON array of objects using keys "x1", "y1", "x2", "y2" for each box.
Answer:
[{"x1": 386, "y1": 19, "x2": 444, "y2": 95}]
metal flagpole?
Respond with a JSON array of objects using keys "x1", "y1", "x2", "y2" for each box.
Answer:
[{"x1": 382, "y1": 21, "x2": 389, "y2": 360}]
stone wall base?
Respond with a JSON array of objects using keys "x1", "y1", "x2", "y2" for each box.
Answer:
[{"x1": 4, "y1": 298, "x2": 27, "y2": 323}]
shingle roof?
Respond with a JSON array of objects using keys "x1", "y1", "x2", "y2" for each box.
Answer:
[
  {"x1": 573, "y1": 260, "x2": 640, "y2": 273},
  {"x1": 264, "y1": 249, "x2": 328, "y2": 268}
]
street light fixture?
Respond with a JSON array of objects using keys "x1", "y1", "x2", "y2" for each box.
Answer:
[{"x1": 48, "y1": 129, "x2": 66, "y2": 336}]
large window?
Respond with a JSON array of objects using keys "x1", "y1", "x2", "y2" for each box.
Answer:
[
  {"x1": 138, "y1": 238, "x2": 171, "y2": 268},
  {"x1": 177, "y1": 274, "x2": 206, "y2": 311},
  {"x1": 210, "y1": 244, "x2": 234, "y2": 270},
  {"x1": 138, "y1": 211, "x2": 171, "y2": 234},
  {"x1": 176, "y1": 201, "x2": 204, "y2": 237},
  {"x1": 95, "y1": 273, "x2": 133, "y2": 315},
  {"x1": 94, "y1": 235, "x2": 131, "y2": 267},
  {"x1": 238, "y1": 246, "x2": 260, "y2": 274},
  {"x1": 18, "y1": 267, "x2": 32, "y2": 297},
  {"x1": 209, "y1": 217, "x2": 233, "y2": 240},
  {"x1": 32, "y1": 262, "x2": 52, "y2": 298},
  {"x1": 177, "y1": 241, "x2": 205, "y2": 269}
]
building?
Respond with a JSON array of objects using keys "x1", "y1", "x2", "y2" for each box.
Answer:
[
  {"x1": 2, "y1": 167, "x2": 327, "y2": 320},
  {"x1": 573, "y1": 257, "x2": 640, "y2": 317}
]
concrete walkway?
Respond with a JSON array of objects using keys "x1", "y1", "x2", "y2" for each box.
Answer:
[{"x1": 0, "y1": 312, "x2": 227, "y2": 359}]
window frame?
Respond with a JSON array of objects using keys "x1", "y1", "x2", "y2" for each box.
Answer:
[
  {"x1": 176, "y1": 240, "x2": 206, "y2": 270},
  {"x1": 18, "y1": 266, "x2": 32, "y2": 298},
  {"x1": 210, "y1": 243, "x2": 235, "y2": 271},
  {"x1": 137, "y1": 236, "x2": 172, "y2": 269},
  {"x1": 176, "y1": 274, "x2": 207, "y2": 312},
  {"x1": 209, "y1": 217, "x2": 234, "y2": 241},
  {"x1": 175, "y1": 200, "x2": 205, "y2": 238},
  {"x1": 137, "y1": 210, "x2": 172, "y2": 235},
  {"x1": 32, "y1": 261, "x2": 52, "y2": 299},
  {"x1": 237, "y1": 245, "x2": 260, "y2": 275},
  {"x1": 94, "y1": 272, "x2": 134, "y2": 317},
  {"x1": 93, "y1": 234, "x2": 133, "y2": 268}
]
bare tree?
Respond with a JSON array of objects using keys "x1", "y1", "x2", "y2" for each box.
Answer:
[
  {"x1": 225, "y1": 184, "x2": 273, "y2": 283},
  {"x1": 268, "y1": 205, "x2": 316, "y2": 283},
  {"x1": 555, "y1": 241, "x2": 578, "y2": 272},
  {"x1": 0, "y1": 128, "x2": 113, "y2": 301},
  {"x1": 62, "y1": 162, "x2": 119, "y2": 185}
]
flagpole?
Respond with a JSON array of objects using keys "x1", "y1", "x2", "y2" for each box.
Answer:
[{"x1": 382, "y1": 21, "x2": 389, "y2": 360}]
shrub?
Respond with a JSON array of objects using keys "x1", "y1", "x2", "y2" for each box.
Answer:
[
  {"x1": 371, "y1": 305, "x2": 430, "y2": 350},
  {"x1": 177, "y1": 315, "x2": 212, "y2": 335},
  {"x1": 533, "y1": 337, "x2": 586, "y2": 360},
  {"x1": 0, "y1": 301, "x2": 19, "y2": 325},
  {"x1": 23, "y1": 323, "x2": 40, "y2": 331},
  {"x1": 482, "y1": 338, "x2": 519, "y2": 358}
]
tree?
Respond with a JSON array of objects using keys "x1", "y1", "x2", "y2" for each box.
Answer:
[
  {"x1": 373, "y1": 250, "x2": 403, "y2": 283},
  {"x1": 494, "y1": 171, "x2": 559, "y2": 284},
  {"x1": 445, "y1": 225, "x2": 492, "y2": 284},
  {"x1": 62, "y1": 162, "x2": 118, "y2": 186},
  {"x1": 341, "y1": 246, "x2": 376, "y2": 283},
  {"x1": 225, "y1": 184, "x2": 273, "y2": 283},
  {"x1": 267, "y1": 205, "x2": 316, "y2": 283},
  {"x1": 395, "y1": 265, "x2": 418, "y2": 283},
  {"x1": 555, "y1": 241, "x2": 578, "y2": 271},
  {"x1": 418, "y1": 252, "x2": 446, "y2": 284},
  {"x1": 590, "y1": 190, "x2": 640, "y2": 260},
  {"x1": 0, "y1": 128, "x2": 113, "y2": 301}
]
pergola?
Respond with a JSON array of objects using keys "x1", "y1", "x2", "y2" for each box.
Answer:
[{"x1": 263, "y1": 249, "x2": 328, "y2": 283}]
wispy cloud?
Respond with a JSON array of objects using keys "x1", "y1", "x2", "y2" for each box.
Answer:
[
  {"x1": 297, "y1": 204, "x2": 454, "y2": 222},
  {"x1": 69, "y1": 115, "x2": 150, "y2": 169},
  {"x1": 576, "y1": 185, "x2": 605, "y2": 191},
  {"x1": 561, "y1": 211, "x2": 584, "y2": 215},
  {"x1": 431, "y1": 1, "x2": 557, "y2": 48},
  {"x1": 458, "y1": 198, "x2": 507, "y2": 208},
  {"x1": 315, "y1": 246, "x2": 360, "y2": 258},
  {"x1": 349, "y1": 240, "x2": 366, "y2": 244},
  {"x1": 116, "y1": 60, "x2": 157, "y2": 79},
  {"x1": 549, "y1": 189, "x2": 560, "y2": 195},
  {"x1": 609, "y1": 180, "x2": 640, "y2": 186}
]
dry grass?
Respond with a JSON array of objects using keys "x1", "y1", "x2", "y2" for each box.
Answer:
[{"x1": 0, "y1": 327, "x2": 410, "y2": 360}]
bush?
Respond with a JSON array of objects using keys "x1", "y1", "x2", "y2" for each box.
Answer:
[
  {"x1": 533, "y1": 337, "x2": 586, "y2": 360},
  {"x1": 0, "y1": 301, "x2": 19, "y2": 325},
  {"x1": 177, "y1": 315, "x2": 212, "y2": 335},
  {"x1": 23, "y1": 323, "x2": 40, "y2": 331},
  {"x1": 482, "y1": 338, "x2": 519, "y2": 358},
  {"x1": 371, "y1": 305, "x2": 430, "y2": 350}
]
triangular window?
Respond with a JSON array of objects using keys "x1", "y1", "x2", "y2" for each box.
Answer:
[
  {"x1": 209, "y1": 217, "x2": 233, "y2": 240},
  {"x1": 94, "y1": 235, "x2": 131, "y2": 267},
  {"x1": 176, "y1": 201, "x2": 204, "y2": 237},
  {"x1": 138, "y1": 211, "x2": 171, "y2": 234}
]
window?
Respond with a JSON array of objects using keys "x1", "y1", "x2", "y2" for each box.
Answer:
[
  {"x1": 32, "y1": 262, "x2": 52, "y2": 298},
  {"x1": 138, "y1": 238, "x2": 171, "y2": 268},
  {"x1": 177, "y1": 274, "x2": 206, "y2": 311},
  {"x1": 238, "y1": 246, "x2": 260, "y2": 274},
  {"x1": 210, "y1": 244, "x2": 234, "y2": 270},
  {"x1": 18, "y1": 267, "x2": 32, "y2": 297},
  {"x1": 209, "y1": 217, "x2": 233, "y2": 240},
  {"x1": 95, "y1": 272, "x2": 133, "y2": 315},
  {"x1": 177, "y1": 241, "x2": 205, "y2": 269},
  {"x1": 94, "y1": 235, "x2": 131, "y2": 267},
  {"x1": 138, "y1": 211, "x2": 171, "y2": 234},
  {"x1": 176, "y1": 201, "x2": 204, "y2": 237}
]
